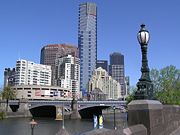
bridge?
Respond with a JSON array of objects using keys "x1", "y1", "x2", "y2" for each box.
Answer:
[{"x1": 0, "y1": 100, "x2": 127, "y2": 119}]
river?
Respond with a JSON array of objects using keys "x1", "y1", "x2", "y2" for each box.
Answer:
[{"x1": 0, "y1": 113, "x2": 127, "y2": 135}]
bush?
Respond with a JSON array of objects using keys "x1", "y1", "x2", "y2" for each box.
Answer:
[{"x1": 0, "y1": 111, "x2": 6, "y2": 120}]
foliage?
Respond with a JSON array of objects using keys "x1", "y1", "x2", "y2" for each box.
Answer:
[
  {"x1": 0, "y1": 92, "x2": 1, "y2": 97},
  {"x1": 126, "y1": 86, "x2": 136, "y2": 104},
  {"x1": 155, "y1": 89, "x2": 180, "y2": 105},
  {"x1": 150, "y1": 65, "x2": 180, "y2": 92},
  {"x1": 150, "y1": 65, "x2": 180, "y2": 105},
  {"x1": 127, "y1": 65, "x2": 180, "y2": 105},
  {"x1": 1, "y1": 86, "x2": 16, "y2": 111},
  {"x1": 0, "y1": 111, "x2": 6, "y2": 120},
  {"x1": 1, "y1": 86, "x2": 16, "y2": 100}
]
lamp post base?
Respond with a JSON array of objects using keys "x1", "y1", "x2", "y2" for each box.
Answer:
[
  {"x1": 128, "y1": 100, "x2": 163, "y2": 135},
  {"x1": 135, "y1": 80, "x2": 153, "y2": 100}
]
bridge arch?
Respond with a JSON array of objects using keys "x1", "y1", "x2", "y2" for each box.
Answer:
[
  {"x1": 78, "y1": 104, "x2": 126, "y2": 119},
  {"x1": 29, "y1": 105, "x2": 56, "y2": 118},
  {"x1": 78, "y1": 105, "x2": 110, "y2": 119}
]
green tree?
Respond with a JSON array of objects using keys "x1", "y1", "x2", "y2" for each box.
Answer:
[
  {"x1": 0, "y1": 91, "x2": 2, "y2": 100},
  {"x1": 126, "y1": 86, "x2": 137, "y2": 104},
  {"x1": 150, "y1": 65, "x2": 180, "y2": 105},
  {"x1": 1, "y1": 86, "x2": 16, "y2": 111}
]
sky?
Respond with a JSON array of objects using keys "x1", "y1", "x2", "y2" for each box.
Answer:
[{"x1": 0, "y1": 0, "x2": 180, "y2": 88}]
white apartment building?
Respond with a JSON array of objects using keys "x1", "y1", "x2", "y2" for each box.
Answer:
[
  {"x1": 89, "y1": 67, "x2": 122, "y2": 100},
  {"x1": 15, "y1": 59, "x2": 51, "y2": 86},
  {"x1": 55, "y1": 55, "x2": 80, "y2": 98}
]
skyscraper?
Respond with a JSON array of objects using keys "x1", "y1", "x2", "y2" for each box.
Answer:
[
  {"x1": 78, "y1": 3, "x2": 97, "y2": 95},
  {"x1": 40, "y1": 44, "x2": 79, "y2": 85},
  {"x1": 96, "y1": 60, "x2": 108, "y2": 71},
  {"x1": 109, "y1": 52, "x2": 126, "y2": 96}
]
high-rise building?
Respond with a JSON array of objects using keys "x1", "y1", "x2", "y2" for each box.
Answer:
[
  {"x1": 55, "y1": 55, "x2": 80, "y2": 98},
  {"x1": 96, "y1": 60, "x2": 108, "y2": 71},
  {"x1": 15, "y1": 59, "x2": 51, "y2": 86},
  {"x1": 78, "y1": 2, "x2": 97, "y2": 95},
  {"x1": 109, "y1": 52, "x2": 126, "y2": 96},
  {"x1": 40, "y1": 44, "x2": 78, "y2": 85},
  {"x1": 4, "y1": 68, "x2": 16, "y2": 87},
  {"x1": 89, "y1": 67, "x2": 121, "y2": 100}
]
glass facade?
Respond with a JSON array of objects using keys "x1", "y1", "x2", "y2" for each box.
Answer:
[{"x1": 78, "y1": 3, "x2": 97, "y2": 95}]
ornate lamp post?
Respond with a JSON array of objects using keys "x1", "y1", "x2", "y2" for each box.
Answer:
[
  {"x1": 134, "y1": 24, "x2": 153, "y2": 100},
  {"x1": 29, "y1": 119, "x2": 37, "y2": 135}
]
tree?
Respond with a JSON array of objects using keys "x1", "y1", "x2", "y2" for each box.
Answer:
[
  {"x1": 0, "y1": 91, "x2": 2, "y2": 100},
  {"x1": 150, "y1": 65, "x2": 180, "y2": 92},
  {"x1": 126, "y1": 86, "x2": 137, "y2": 104},
  {"x1": 150, "y1": 65, "x2": 180, "y2": 105},
  {"x1": 1, "y1": 86, "x2": 16, "y2": 111}
]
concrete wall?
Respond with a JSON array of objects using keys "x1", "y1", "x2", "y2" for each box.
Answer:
[
  {"x1": 0, "y1": 101, "x2": 32, "y2": 118},
  {"x1": 128, "y1": 100, "x2": 180, "y2": 135},
  {"x1": 80, "y1": 105, "x2": 180, "y2": 135},
  {"x1": 80, "y1": 124, "x2": 147, "y2": 135},
  {"x1": 161, "y1": 105, "x2": 180, "y2": 135}
]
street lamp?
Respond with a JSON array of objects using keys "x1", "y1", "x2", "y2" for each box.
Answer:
[
  {"x1": 29, "y1": 119, "x2": 37, "y2": 135},
  {"x1": 135, "y1": 24, "x2": 153, "y2": 100},
  {"x1": 113, "y1": 106, "x2": 117, "y2": 130}
]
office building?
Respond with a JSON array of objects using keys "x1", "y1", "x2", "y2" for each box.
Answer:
[
  {"x1": 78, "y1": 3, "x2": 97, "y2": 95},
  {"x1": 13, "y1": 85, "x2": 72, "y2": 100},
  {"x1": 40, "y1": 44, "x2": 78, "y2": 85},
  {"x1": 89, "y1": 67, "x2": 121, "y2": 100},
  {"x1": 15, "y1": 59, "x2": 51, "y2": 86},
  {"x1": 55, "y1": 55, "x2": 80, "y2": 98},
  {"x1": 96, "y1": 60, "x2": 108, "y2": 71},
  {"x1": 4, "y1": 68, "x2": 16, "y2": 87},
  {"x1": 109, "y1": 52, "x2": 126, "y2": 96}
]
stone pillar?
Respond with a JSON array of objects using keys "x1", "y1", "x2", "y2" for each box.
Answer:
[
  {"x1": 55, "y1": 106, "x2": 63, "y2": 120},
  {"x1": 70, "y1": 99, "x2": 81, "y2": 119},
  {"x1": 18, "y1": 99, "x2": 32, "y2": 117},
  {"x1": 128, "y1": 100, "x2": 163, "y2": 135}
]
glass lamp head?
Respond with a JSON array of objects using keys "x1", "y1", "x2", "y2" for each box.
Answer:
[{"x1": 137, "y1": 24, "x2": 150, "y2": 45}]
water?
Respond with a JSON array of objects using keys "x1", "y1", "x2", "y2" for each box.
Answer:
[{"x1": 0, "y1": 113, "x2": 127, "y2": 135}]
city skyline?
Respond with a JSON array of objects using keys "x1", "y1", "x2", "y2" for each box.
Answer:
[{"x1": 1, "y1": 0, "x2": 180, "y2": 88}]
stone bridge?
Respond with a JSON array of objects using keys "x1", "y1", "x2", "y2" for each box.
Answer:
[{"x1": 0, "y1": 100, "x2": 127, "y2": 119}]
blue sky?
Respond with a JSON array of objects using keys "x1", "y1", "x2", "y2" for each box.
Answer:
[{"x1": 0, "y1": 0, "x2": 180, "y2": 87}]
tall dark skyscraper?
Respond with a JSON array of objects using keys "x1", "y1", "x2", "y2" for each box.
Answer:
[
  {"x1": 109, "y1": 52, "x2": 126, "y2": 96},
  {"x1": 78, "y1": 3, "x2": 97, "y2": 95},
  {"x1": 96, "y1": 60, "x2": 108, "y2": 71}
]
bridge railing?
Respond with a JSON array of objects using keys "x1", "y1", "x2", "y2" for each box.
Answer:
[
  {"x1": 78, "y1": 100, "x2": 127, "y2": 105},
  {"x1": 1, "y1": 100, "x2": 127, "y2": 106}
]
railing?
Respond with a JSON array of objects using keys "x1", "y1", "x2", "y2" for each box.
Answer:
[{"x1": 0, "y1": 100, "x2": 127, "y2": 106}]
